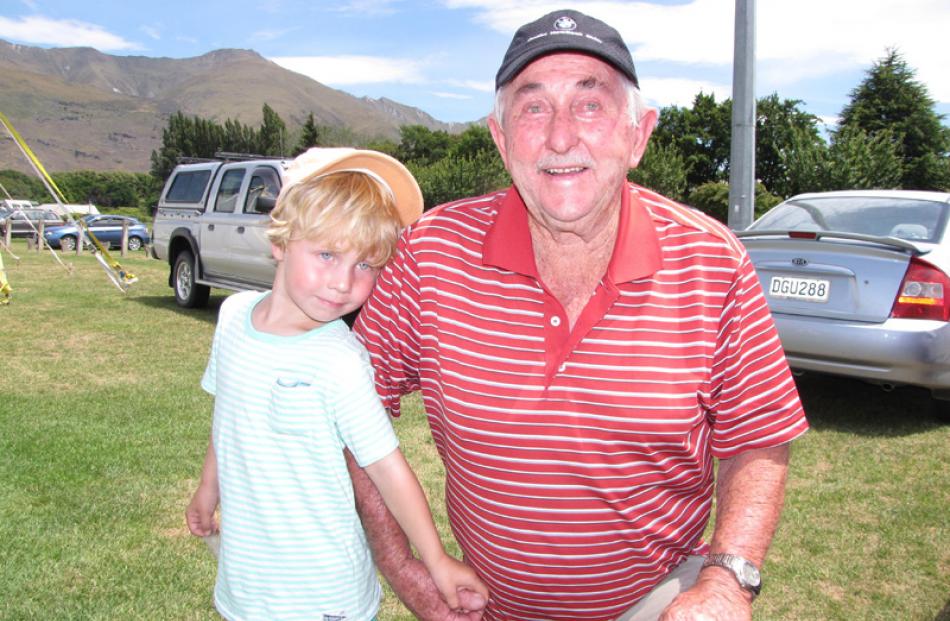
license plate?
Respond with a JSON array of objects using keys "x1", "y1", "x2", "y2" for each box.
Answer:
[{"x1": 768, "y1": 276, "x2": 830, "y2": 302}]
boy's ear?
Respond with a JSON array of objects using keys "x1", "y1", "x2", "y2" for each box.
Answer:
[{"x1": 271, "y1": 243, "x2": 284, "y2": 261}]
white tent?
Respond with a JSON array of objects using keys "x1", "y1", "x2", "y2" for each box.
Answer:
[{"x1": 41, "y1": 202, "x2": 100, "y2": 216}]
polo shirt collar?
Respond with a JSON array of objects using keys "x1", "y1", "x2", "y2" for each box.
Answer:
[{"x1": 482, "y1": 184, "x2": 663, "y2": 283}]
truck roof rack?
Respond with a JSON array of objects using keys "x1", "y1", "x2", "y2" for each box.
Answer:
[
  {"x1": 213, "y1": 152, "x2": 288, "y2": 162},
  {"x1": 174, "y1": 156, "x2": 219, "y2": 164},
  {"x1": 173, "y1": 152, "x2": 289, "y2": 165}
]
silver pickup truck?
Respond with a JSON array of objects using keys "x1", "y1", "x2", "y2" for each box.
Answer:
[{"x1": 151, "y1": 156, "x2": 287, "y2": 307}]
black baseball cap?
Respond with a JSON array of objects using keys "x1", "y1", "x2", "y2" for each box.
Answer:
[{"x1": 495, "y1": 9, "x2": 638, "y2": 90}]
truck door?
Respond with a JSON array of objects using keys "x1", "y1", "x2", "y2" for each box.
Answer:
[
  {"x1": 228, "y1": 165, "x2": 281, "y2": 287},
  {"x1": 198, "y1": 166, "x2": 247, "y2": 278}
]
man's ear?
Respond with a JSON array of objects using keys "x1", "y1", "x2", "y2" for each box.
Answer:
[
  {"x1": 488, "y1": 114, "x2": 510, "y2": 170},
  {"x1": 628, "y1": 107, "x2": 658, "y2": 169}
]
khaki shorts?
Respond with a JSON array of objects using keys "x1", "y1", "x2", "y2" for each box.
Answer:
[{"x1": 615, "y1": 555, "x2": 705, "y2": 621}]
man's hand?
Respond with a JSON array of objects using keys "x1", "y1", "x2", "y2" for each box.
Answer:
[
  {"x1": 345, "y1": 449, "x2": 487, "y2": 621},
  {"x1": 658, "y1": 569, "x2": 752, "y2": 621},
  {"x1": 658, "y1": 444, "x2": 790, "y2": 620},
  {"x1": 384, "y1": 554, "x2": 486, "y2": 621}
]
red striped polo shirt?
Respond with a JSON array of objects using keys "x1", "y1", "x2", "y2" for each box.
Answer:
[{"x1": 354, "y1": 183, "x2": 808, "y2": 620}]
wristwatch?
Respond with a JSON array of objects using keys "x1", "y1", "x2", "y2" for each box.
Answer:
[{"x1": 702, "y1": 553, "x2": 762, "y2": 598}]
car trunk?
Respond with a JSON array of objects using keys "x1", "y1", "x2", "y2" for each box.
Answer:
[{"x1": 740, "y1": 234, "x2": 926, "y2": 323}]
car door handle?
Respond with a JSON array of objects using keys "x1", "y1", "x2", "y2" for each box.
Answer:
[
  {"x1": 207, "y1": 224, "x2": 215, "y2": 231},
  {"x1": 237, "y1": 226, "x2": 245, "y2": 234}
]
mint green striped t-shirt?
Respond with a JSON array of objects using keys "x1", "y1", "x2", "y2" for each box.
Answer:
[{"x1": 202, "y1": 290, "x2": 398, "y2": 621}]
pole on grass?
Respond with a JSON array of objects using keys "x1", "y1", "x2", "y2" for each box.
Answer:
[{"x1": 728, "y1": 0, "x2": 756, "y2": 231}]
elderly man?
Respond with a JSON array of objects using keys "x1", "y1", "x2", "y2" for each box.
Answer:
[{"x1": 349, "y1": 8, "x2": 808, "y2": 621}]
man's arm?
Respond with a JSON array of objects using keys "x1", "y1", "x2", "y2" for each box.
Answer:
[
  {"x1": 362, "y1": 449, "x2": 488, "y2": 609},
  {"x1": 345, "y1": 450, "x2": 486, "y2": 621},
  {"x1": 659, "y1": 443, "x2": 791, "y2": 621}
]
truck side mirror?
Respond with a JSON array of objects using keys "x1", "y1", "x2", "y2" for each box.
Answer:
[{"x1": 257, "y1": 196, "x2": 276, "y2": 213}]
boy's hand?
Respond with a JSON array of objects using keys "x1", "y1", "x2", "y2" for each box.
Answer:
[
  {"x1": 185, "y1": 483, "x2": 219, "y2": 537},
  {"x1": 428, "y1": 554, "x2": 489, "y2": 614}
]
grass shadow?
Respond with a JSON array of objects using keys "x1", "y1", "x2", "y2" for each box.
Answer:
[
  {"x1": 793, "y1": 372, "x2": 944, "y2": 437},
  {"x1": 936, "y1": 600, "x2": 950, "y2": 621},
  {"x1": 127, "y1": 292, "x2": 227, "y2": 324}
]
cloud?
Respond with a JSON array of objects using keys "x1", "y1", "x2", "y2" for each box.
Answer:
[
  {"x1": 445, "y1": 78, "x2": 495, "y2": 93},
  {"x1": 252, "y1": 28, "x2": 294, "y2": 42},
  {"x1": 445, "y1": 0, "x2": 950, "y2": 103},
  {"x1": 270, "y1": 55, "x2": 428, "y2": 85},
  {"x1": 642, "y1": 77, "x2": 731, "y2": 108},
  {"x1": 140, "y1": 25, "x2": 161, "y2": 41},
  {"x1": 431, "y1": 91, "x2": 473, "y2": 100},
  {"x1": 757, "y1": 0, "x2": 950, "y2": 95},
  {"x1": 0, "y1": 15, "x2": 140, "y2": 51},
  {"x1": 331, "y1": 0, "x2": 400, "y2": 16}
]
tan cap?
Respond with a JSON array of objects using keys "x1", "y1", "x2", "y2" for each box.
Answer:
[{"x1": 279, "y1": 147, "x2": 423, "y2": 226}]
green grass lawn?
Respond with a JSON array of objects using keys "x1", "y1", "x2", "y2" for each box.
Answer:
[{"x1": 0, "y1": 241, "x2": 947, "y2": 620}]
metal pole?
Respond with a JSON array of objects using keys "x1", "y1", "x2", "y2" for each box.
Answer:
[{"x1": 728, "y1": 0, "x2": 756, "y2": 230}]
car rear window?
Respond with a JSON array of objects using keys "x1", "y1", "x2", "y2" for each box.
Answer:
[
  {"x1": 165, "y1": 170, "x2": 213, "y2": 203},
  {"x1": 750, "y1": 196, "x2": 949, "y2": 243}
]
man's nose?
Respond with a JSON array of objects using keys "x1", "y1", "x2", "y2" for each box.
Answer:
[{"x1": 545, "y1": 106, "x2": 579, "y2": 153}]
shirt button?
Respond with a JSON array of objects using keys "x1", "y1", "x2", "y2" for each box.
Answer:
[
  {"x1": 558, "y1": 362, "x2": 567, "y2": 373},
  {"x1": 550, "y1": 316, "x2": 561, "y2": 327}
]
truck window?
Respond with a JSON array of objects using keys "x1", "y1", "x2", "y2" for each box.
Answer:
[
  {"x1": 214, "y1": 169, "x2": 246, "y2": 214},
  {"x1": 244, "y1": 167, "x2": 281, "y2": 215},
  {"x1": 165, "y1": 170, "x2": 212, "y2": 203}
]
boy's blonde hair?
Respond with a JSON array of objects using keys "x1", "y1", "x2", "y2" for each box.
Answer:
[{"x1": 267, "y1": 170, "x2": 403, "y2": 268}]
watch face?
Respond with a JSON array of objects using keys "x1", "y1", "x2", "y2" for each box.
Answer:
[{"x1": 740, "y1": 562, "x2": 761, "y2": 586}]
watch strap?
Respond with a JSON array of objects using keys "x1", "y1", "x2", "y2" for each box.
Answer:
[{"x1": 702, "y1": 553, "x2": 762, "y2": 597}]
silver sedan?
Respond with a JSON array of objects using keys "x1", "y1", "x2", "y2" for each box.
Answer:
[{"x1": 737, "y1": 190, "x2": 950, "y2": 421}]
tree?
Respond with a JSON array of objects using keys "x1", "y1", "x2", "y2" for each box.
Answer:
[
  {"x1": 412, "y1": 150, "x2": 510, "y2": 210},
  {"x1": 754, "y1": 95, "x2": 824, "y2": 198},
  {"x1": 294, "y1": 112, "x2": 324, "y2": 155},
  {"x1": 778, "y1": 125, "x2": 832, "y2": 196},
  {"x1": 688, "y1": 181, "x2": 779, "y2": 224},
  {"x1": 651, "y1": 93, "x2": 731, "y2": 191},
  {"x1": 779, "y1": 125, "x2": 904, "y2": 195},
  {"x1": 150, "y1": 108, "x2": 289, "y2": 180},
  {"x1": 826, "y1": 127, "x2": 903, "y2": 190},
  {"x1": 838, "y1": 49, "x2": 950, "y2": 190},
  {"x1": 628, "y1": 142, "x2": 688, "y2": 202},
  {"x1": 222, "y1": 118, "x2": 258, "y2": 155},
  {"x1": 0, "y1": 170, "x2": 45, "y2": 202},
  {"x1": 150, "y1": 112, "x2": 227, "y2": 179},
  {"x1": 448, "y1": 125, "x2": 496, "y2": 160},
  {"x1": 258, "y1": 104, "x2": 287, "y2": 156},
  {"x1": 396, "y1": 125, "x2": 451, "y2": 167}
]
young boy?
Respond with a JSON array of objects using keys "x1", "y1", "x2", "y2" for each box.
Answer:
[{"x1": 185, "y1": 148, "x2": 488, "y2": 621}]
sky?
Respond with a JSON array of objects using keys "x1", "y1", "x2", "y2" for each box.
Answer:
[{"x1": 1, "y1": 0, "x2": 949, "y2": 128}]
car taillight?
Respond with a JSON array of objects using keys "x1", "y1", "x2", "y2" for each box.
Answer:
[{"x1": 890, "y1": 257, "x2": 950, "y2": 321}]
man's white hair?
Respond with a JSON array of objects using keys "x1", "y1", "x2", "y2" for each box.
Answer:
[{"x1": 492, "y1": 75, "x2": 645, "y2": 131}]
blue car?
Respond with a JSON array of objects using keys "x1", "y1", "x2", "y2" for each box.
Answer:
[{"x1": 42, "y1": 214, "x2": 151, "y2": 252}]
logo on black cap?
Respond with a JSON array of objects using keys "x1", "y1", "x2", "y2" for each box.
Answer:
[{"x1": 554, "y1": 16, "x2": 577, "y2": 31}]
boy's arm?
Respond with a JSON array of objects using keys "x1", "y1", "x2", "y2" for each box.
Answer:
[
  {"x1": 362, "y1": 449, "x2": 489, "y2": 611},
  {"x1": 185, "y1": 437, "x2": 219, "y2": 537}
]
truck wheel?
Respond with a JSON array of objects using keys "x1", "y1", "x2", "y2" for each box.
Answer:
[{"x1": 173, "y1": 250, "x2": 210, "y2": 308}]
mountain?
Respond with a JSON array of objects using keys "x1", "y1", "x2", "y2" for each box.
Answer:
[{"x1": 0, "y1": 40, "x2": 468, "y2": 175}]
